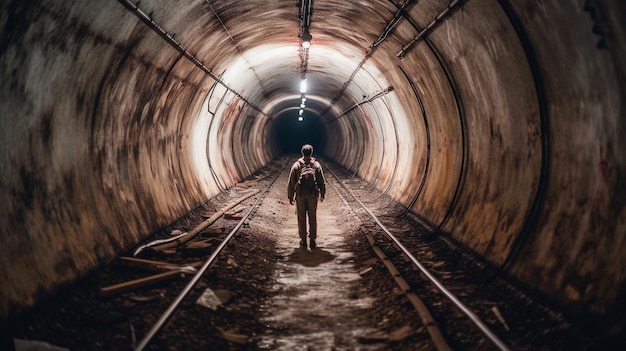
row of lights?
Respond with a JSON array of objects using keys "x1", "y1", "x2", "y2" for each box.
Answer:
[
  {"x1": 298, "y1": 0, "x2": 312, "y2": 122},
  {"x1": 298, "y1": 27, "x2": 309, "y2": 121},
  {"x1": 298, "y1": 95, "x2": 306, "y2": 122}
]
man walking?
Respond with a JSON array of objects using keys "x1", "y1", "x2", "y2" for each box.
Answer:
[{"x1": 288, "y1": 144, "x2": 326, "y2": 249}]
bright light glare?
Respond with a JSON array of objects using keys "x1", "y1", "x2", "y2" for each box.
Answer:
[
  {"x1": 299, "y1": 78, "x2": 307, "y2": 93},
  {"x1": 302, "y1": 40, "x2": 311, "y2": 49},
  {"x1": 299, "y1": 110, "x2": 303, "y2": 115},
  {"x1": 298, "y1": 116, "x2": 303, "y2": 121},
  {"x1": 301, "y1": 97, "x2": 306, "y2": 102},
  {"x1": 300, "y1": 103, "x2": 305, "y2": 108}
]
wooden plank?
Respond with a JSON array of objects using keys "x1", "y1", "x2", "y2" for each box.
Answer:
[
  {"x1": 118, "y1": 257, "x2": 182, "y2": 272},
  {"x1": 147, "y1": 189, "x2": 259, "y2": 253},
  {"x1": 406, "y1": 292, "x2": 452, "y2": 351},
  {"x1": 99, "y1": 271, "x2": 185, "y2": 297}
]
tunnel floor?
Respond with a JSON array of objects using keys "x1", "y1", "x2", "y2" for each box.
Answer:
[
  {"x1": 257, "y1": 163, "x2": 387, "y2": 350},
  {"x1": 6, "y1": 158, "x2": 603, "y2": 350}
]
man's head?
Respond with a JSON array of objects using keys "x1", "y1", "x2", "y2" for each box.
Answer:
[{"x1": 301, "y1": 144, "x2": 313, "y2": 157}]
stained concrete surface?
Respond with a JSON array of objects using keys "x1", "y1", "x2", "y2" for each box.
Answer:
[
  {"x1": 258, "y1": 180, "x2": 385, "y2": 350},
  {"x1": 1, "y1": 0, "x2": 625, "y2": 336}
]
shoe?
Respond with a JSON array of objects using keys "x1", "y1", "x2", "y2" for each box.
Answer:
[
  {"x1": 309, "y1": 239, "x2": 316, "y2": 250},
  {"x1": 300, "y1": 239, "x2": 307, "y2": 249}
]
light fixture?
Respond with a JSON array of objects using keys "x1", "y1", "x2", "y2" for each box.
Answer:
[
  {"x1": 301, "y1": 29, "x2": 312, "y2": 48},
  {"x1": 298, "y1": 116, "x2": 303, "y2": 122},
  {"x1": 299, "y1": 78, "x2": 307, "y2": 93}
]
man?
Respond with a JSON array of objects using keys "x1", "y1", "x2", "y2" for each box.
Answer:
[{"x1": 287, "y1": 144, "x2": 326, "y2": 249}]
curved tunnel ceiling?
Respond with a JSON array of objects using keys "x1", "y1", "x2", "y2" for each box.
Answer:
[{"x1": 1, "y1": 0, "x2": 625, "y2": 330}]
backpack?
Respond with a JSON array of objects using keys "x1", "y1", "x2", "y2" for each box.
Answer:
[{"x1": 297, "y1": 159, "x2": 317, "y2": 196}]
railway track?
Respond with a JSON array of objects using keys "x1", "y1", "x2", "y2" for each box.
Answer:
[
  {"x1": 324, "y1": 161, "x2": 509, "y2": 350},
  {"x1": 9, "y1": 157, "x2": 591, "y2": 350}
]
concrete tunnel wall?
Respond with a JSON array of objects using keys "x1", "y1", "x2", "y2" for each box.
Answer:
[{"x1": 1, "y1": 0, "x2": 625, "y2": 332}]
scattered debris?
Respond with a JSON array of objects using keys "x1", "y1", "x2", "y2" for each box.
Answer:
[
  {"x1": 133, "y1": 231, "x2": 188, "y2": 256},
  {"x1": 388, "y1": 325, "x2": 414, "y2": 341},
  {"x1": 196, "y1": 288, "x2": 224, "y2": 310},
  {"x1": 118, "y1": 256, "x2": 199, "y2": 272},
  {"x1": 356, "y1": 330, "x2": 388, "y2": 344},
  {"x1": 183, "y1": 239, "x2": 214, "y2": 255},
  {"x1": 359, "y1": 267, "x2": 374, "y2": 275},
  {"x1": 14, "y1": 339, "x2": 70, "y2": 351},
  {"x1": 216, "y1": 327, "x2": 249, "y2": 344},
  {"x1": 227, "y1": 256, "x2": 239, "y2": 268},
  {"x1": 130, "y1": 323, "x2": 136, "y2": 349},
  {"x1": 142, "y1": 189, "x2": 259, "y2": 253},
  {"x1": 214, "y1": 289, "x2": 235, "y2": 304},
  {"x1": 224, "y1": 213, "x2": 243, "y2": 220},
  {"x1": 225, "y1": 205, "x2": 247, "y2": 216},
  {"x1": 127, "y1": 294, "x2": 158, "y2": 303},
  {"x1": 99, "y1": 270, "x2": 188, "y2": 297},
  {"x1": 492, "y1": 306, "x2": 510, "y2": 331},
  {"x1": 199, "y1": 227, "x2": 224, "y2": 237}
]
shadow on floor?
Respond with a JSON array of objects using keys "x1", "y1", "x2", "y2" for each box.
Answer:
[{"x1": 287, "y1": 247, "x2": 336, "y2": 267}]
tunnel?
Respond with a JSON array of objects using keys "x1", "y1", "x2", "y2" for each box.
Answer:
[{"x1": 1, "y1": 0, "x2": 625, "y2": 337}]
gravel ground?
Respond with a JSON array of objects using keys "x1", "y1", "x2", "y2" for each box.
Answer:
[{"x1": 5, "y1": 158, "x2": 613, "y2": 350}]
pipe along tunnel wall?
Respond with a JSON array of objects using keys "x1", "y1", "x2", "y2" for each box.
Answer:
[{"x1": 1, "y1": 0, "x2": 625, "y2": 334}]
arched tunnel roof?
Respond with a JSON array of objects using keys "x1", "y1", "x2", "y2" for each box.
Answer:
[{"x1": 0, "y1": 0, "x2": 625, "y2": 329}]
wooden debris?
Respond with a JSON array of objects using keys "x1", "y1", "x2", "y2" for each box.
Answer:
[
  {"x1": 225, "y1": 205, "x2": 247, "y2": 215},
  {"x1": 406, "y1": 292, "x2": 452, "y2": 351},
  {"x1": 145, "y1": 189, "x2": 259, "y2": 253},
  {"x1": 185, "y1": 240, "x2": 212, "y2": 249},
  {"x1": 133, "y1": 231, "x2": 188, "y2": 256},
  {"x1": 127, "y1": 295, "x2": 158, "y2": 303},
  {"x1": 130, "y1": 323, "x2": 136, "y2": 349},
  {"x1": 183, "y1": 240, "x2": 214, "y2": 256},
  {"x1": 357, "y1": 330, "x2": 388, "y2": 343},
  {"x1": 492, "y1": 306, "x2": 510, "y2": 331},
  {"x1": 118, "y1": 257, "x2": 185, "y2": 272},
  {"x1": 358, "y1": 267, "x2": 373, "y2": 275},
  {"x1": 224, "y1": 213, "x2": 243, "y2": 220},
  {"x1": 388, "y1": 325, "x2": 414, "y2": 341},
  {"x1": 216, "y1": 327, "x2": 249, "y2": 344},
  {"x1": 99, "y1": 270, "x2": 187, "y2": 297}
]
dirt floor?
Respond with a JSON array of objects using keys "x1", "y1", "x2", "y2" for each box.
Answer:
[
  {"x1": 5, "y1": 158, "x2": 613, "y2": 350},
  {"x1": 6, "y1": 160, "x2": 422, "y2": 350}
]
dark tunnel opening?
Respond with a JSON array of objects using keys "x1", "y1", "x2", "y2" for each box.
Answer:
[{"x1": 269, "y1": 109, "x2": 328, "y2": 157}]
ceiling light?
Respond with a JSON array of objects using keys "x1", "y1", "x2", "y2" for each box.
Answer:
[
  {"x1": 299, "y1": 78, "x2": 307, "y2": 93},
  {"x1": 301, "y1": 29, "x2": 312, "y2": 48}
]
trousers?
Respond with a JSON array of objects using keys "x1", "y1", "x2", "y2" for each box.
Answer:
[{"x1": 296, "y1": 195, "x2": 318, "y2": 240}]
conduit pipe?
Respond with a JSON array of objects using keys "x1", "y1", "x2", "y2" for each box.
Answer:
[
  {"x1": 117, "y1": 0, "x2": 266, "y2": 115},
  {"x1": 319, "y1": 0, "x2": 416, "y2": 118},
  {"x1": 397, "y1": 0, "x2": 464, "y2": 58}
]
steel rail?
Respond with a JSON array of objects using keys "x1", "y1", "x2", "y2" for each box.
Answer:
[
  {"x1": 324, "y1": 163, "x2": 511, "y2": 351},
  {"x1": 134, "y1": 167, "x2": 284, "y2": 351}
]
